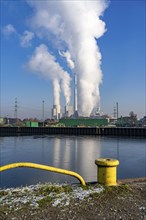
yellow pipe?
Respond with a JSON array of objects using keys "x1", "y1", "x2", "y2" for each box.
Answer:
[{"x1": 0, "y1": 162, "x2": 86, "y2": 186}]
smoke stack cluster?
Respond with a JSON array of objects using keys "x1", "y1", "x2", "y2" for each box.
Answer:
[{"x1": 27, "y1": 0, "x2": 108, "y2": 117}]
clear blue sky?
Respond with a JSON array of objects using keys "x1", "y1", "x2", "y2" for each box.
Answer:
[{"x1": 0, "y1": 0, "x2": 145, "y2": 119}]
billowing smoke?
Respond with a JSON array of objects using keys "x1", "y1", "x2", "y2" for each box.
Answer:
[
  {"x1": 27, "y1": 0, "x2": 108, "y2": 116},
  {"x1": 59, "y1": 51, "x2": 75, "y2": 70},
  {"x1": 28, "y1": 44, "x2": 71, "y2": 106}
]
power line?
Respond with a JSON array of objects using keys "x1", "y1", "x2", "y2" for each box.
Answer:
[
  {"x1": 116, "y1": 102, "x2": 119, "y2": 119},
  {"x1": 113, "y1": 106, "x2": 116, "y2": 118}
]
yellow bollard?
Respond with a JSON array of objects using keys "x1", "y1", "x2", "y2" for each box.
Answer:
[{"x1": 95, "y1": 158, "x2": 119, "y2": 186}]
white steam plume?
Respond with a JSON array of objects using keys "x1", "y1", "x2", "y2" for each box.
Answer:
[
  {"x1": 53, "y1": 78, "x2": 60, "y2": 106},
  {"x1": 28, "y1": 44, "x2": 71, "y2": 106},
  {"x1": 59, "y1": 51, "x2": 75, "y2": 69},
  {"x1": 27, "y1": 0, "x2": 108, "y2": 116}
]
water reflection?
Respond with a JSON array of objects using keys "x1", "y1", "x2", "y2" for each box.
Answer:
[{"x1": 0, "y1": 136, "x2": 146, "y2": 188}]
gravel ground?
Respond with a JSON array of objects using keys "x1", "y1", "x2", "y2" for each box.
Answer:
[{"x1": 0, "y1": 178, "x2": 146, "y2": 220}]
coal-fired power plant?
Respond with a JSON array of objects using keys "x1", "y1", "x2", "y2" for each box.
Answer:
[
  {"x1": 52, "y1": 73, "x2": 78, "y2": 119},
  {"x1": 28, "y1": 1, "x2": 108, "y2": 117}
]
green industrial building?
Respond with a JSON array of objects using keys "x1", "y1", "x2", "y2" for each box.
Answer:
[
  {"x1": 59, "y1": 118, "x2": 108, "y2": 127},
  {"x1": 25, "y1": 121, "x2": 38, "y2": 127}
]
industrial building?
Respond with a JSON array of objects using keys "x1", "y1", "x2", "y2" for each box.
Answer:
[
  {"x1": 59, "y1": 118, "x2": 108, "y2": 127},
  {"x1": 24, "y1": 121, "x2": 38, "y2": 127}
]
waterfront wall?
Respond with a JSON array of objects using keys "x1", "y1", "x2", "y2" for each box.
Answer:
[{"x1": 0, "y1": 127, "x2": 146, "y2": 137}]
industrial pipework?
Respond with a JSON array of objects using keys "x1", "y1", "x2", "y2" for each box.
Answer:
[{"x1": 0, "y1": 162, "x2": 86, "y2": 186}]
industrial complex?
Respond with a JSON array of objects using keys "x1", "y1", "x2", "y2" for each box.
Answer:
[
  {"x1": 52, "y1": 73, "x2": 78, "y2": 120},
  {"x1": 1, "y1": 74, "x2": 146, "y2": 128}
]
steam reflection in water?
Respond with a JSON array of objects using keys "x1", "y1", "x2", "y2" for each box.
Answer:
[{"x1": 0, "y1": 135, "x2": 146, "y2": 188}]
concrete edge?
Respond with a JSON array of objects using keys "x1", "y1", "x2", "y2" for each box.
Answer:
[{"x1": 118, "y1": 177, "x2": 146, "y2": 184}]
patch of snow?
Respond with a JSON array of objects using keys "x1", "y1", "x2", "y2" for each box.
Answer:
[
  {"x1": 0, "y1": 183, "x2": 104, "y2": 209},
  {"x1": 52, "y1": 186, "x2": 104, "y2": 207}
]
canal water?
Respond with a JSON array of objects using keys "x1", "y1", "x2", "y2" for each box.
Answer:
[{"x1": 0, "y1": 135, "x2": 146, "y2": 188}]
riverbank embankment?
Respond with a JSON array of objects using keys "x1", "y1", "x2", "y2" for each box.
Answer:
[{"x1": 0, "y1": 178, "x2": 146, "y2": 220}]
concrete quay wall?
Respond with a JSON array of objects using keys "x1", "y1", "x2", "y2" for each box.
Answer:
[{"x1": 0, "y1": 127, "x2": 146, "y2": 137}]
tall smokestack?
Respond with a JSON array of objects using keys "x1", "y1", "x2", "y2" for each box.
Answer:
[
  {"x1": 57, "y1": 104, "x2": 61, "y2": 120},
  {"x1": 74, "y1": 73, "x2": 78, "y2": 117},
  {"x1": 52, "y1": 104, "x2": 61, "y2": 120}
]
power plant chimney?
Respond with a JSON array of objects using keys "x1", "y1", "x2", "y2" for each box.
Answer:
[
  {"x1": 52, "y1": 104, "x2": 61, "y2": 120},
  {"x1": 64, "y1": 102, "x2": 69, "y2": 118},
  {"x1": 74, "y1": 73, "x2": 78, "y2": 117}
]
